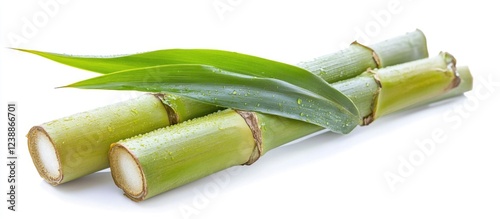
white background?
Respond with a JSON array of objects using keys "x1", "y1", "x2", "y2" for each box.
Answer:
[{"x1": 1, "y1": 0, "x2": 499, "y2": 218}]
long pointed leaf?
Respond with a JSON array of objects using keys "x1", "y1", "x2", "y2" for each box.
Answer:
[
  {"x1": 18, "y1": 49, "x2": 359, "y2": 119},
  {"x1": 66, "y1": 64, "x2": 359, "y2": 134}
]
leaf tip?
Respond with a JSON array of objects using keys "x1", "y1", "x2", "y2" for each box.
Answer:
[
  {"x1": 9, "y1": 47, "x2": 29, "y2": 52},
  {"x1": 55, "y1": 84, "x2": 73, "y2": 89},
  {"x1": 9, "y1": 48, "x2": 43, "y2": 56}
]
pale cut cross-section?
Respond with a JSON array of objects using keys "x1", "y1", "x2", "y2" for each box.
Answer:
[
  {"x1": 110, "y1": 145, "x2": 145, "y2": 199},
  {"x1": 28, "y1": 128, "x2": 62, "y2": 183}
]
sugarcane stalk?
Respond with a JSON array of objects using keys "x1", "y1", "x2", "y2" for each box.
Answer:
[
  {"x1": 27, "y1": 94, "x2": 171, "y2": 184},
  {"x1": 109, "y1": 53, "x2": 472, "y2": 201},
  {"x1": 371, "y1": 52, "x2": 460, "y2": 119},
  {"x1": 302, "y1": 29, "x2": 428, "y2": 82},
  {"x1": 27, "y1": 30, "x2": 429, "y2": 185}
]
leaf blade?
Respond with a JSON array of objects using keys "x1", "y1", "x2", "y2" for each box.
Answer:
[
  {"x1": 66, "y1": 64, "x2": 359, "y2": 134},
  {"x1": 17, "y1": 48, "x2": 359, "y2": 118},
  {"x1": 19, "y1": 48, "x2": 360, "y2": 132}
]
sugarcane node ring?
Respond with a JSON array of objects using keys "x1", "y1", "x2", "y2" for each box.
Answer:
[
  {"x1": 236, "y1": 110, "x2": 263, "y2": 165},
  {"x1": 362, "y1": 113, "x2": 375, "y2": 126},
  {"x1": 351, "y1": 41, "x2": 382, "y2": 68},
  {"x1": 153, "y1": 93, "x2": 180, "y2": 125},
  {"x1": 443, "y1": 51, "x2": 461, "y2": 91}
]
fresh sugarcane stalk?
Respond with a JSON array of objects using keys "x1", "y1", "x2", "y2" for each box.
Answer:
[
  {"x1": 109, "y1": 53, "x2": 472, "y2": 201},
  {"x1": 27, "y1": 94, "x2": 171, "y2": 184},
  {"x1": 299, "y1": 29, "x2": 428, "y2": 82},
  {"x1": 27, "y1": 30, "x2": 428, "y2": 185}
]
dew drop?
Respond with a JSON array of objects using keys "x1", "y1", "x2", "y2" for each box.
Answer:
[
  {"x1": 297, "y1": 98, "x2": 303, "y2": 105},
  {"x1": 260, "y1": 122, "x2": 267, "y2": 131},
  {"x1": 319, "y1": 68, "x2": 326, "y2": 75}
]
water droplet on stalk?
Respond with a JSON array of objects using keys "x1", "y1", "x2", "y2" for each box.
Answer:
[{"x1": 260, "y1": 122, "x2": 267, "y2": 131}]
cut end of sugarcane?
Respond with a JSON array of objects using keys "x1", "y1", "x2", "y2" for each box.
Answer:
[
  {"x1": 27, "y1": 126, "x2": 63, "y2": 185},
  {"x1": 109, "y1": 144, "x2": 147, "y2": 201}
]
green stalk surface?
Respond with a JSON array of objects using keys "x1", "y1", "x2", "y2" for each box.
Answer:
[
  {"x1": 109, "y1": 54, "x2": 470, "y2": 201},
  {"x1": 27, "y1": 31, "x2": 429, "y2": 185}
]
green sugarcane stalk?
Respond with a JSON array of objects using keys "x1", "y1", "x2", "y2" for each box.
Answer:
[
  {"x1": 27, "y1": 30, "x2": 428, "y2": 185},
  {"x1": 27, "y1": 94, "x2": 171, "y2": 185},
  {"x1": 109, "y1": 53, "x2": 471, "y2": 201},
  {"x1": 301, "y1": 30, "x2": 428, "y2": 82}
]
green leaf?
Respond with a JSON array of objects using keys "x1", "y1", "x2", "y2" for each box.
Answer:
[
  {"x1": 12, "y1": 49, "x2": 281, "y2": 74},
  {"x1": 18, "y1": 48, "x2": 358, "y2": 119},
  {"x1": 66, "y1": 64, "x2": 359, "y2": 134},
  {"x1": 18, "y1": 48, "x2": 360, "y2": 133}
]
